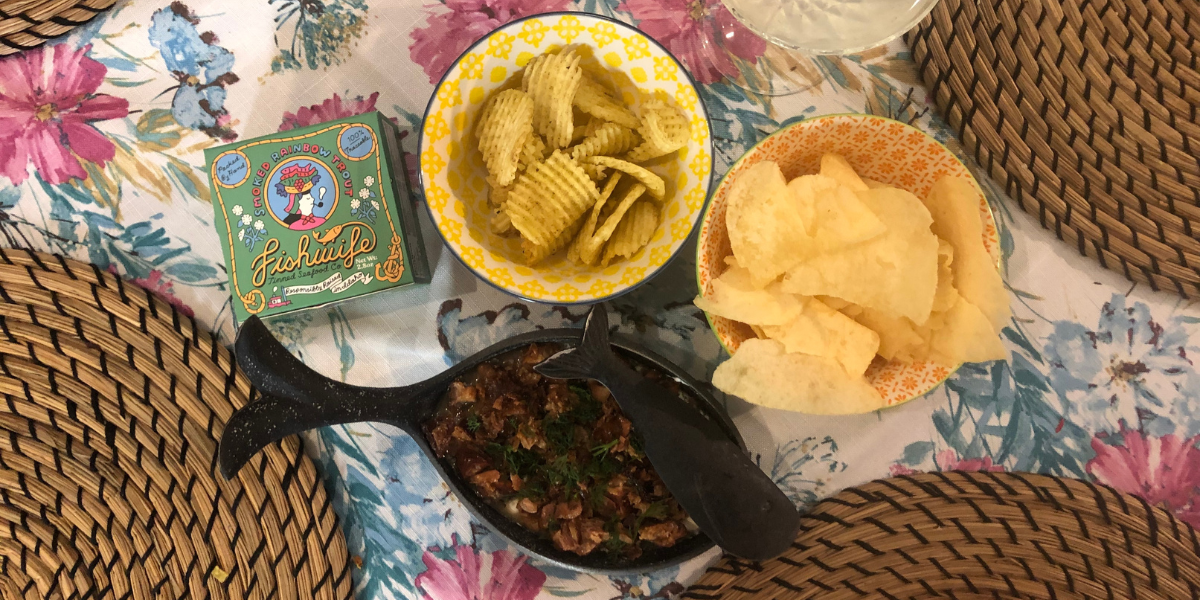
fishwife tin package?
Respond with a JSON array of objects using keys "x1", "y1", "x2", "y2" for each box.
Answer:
[{"x1": 206, "y1": 112, "x2": 430, "y2": 323}]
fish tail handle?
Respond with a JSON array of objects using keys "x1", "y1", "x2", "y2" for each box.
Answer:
[{"x1": 534, "y1": 304, "x2": 619, "y2": 380}]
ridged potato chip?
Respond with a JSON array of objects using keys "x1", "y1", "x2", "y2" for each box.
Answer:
[
  {"x1": 523, "y1": 50, "x2": 583, "y2": 149},
  {"x1": 601, "y1": 201, "x2": 659, "y2": 266},
  {"x1": 573, "y1": 76, "x2": 640, "y2": 130},
  {"x1": 484, "y1": 175, "x2": 513, "y2": 234},
  {"x1": 580, "y1": 163, "x2": 607, "y2": 182},
  {"x1": 486, "y1": 177, "x2": 513, "y2": 235},
  {"x1": 477, "y1": 89, "x2": 534, "y2": 187},
  {"x1": 504, "y1": 150, "x2": 599, "y2": 247},
  {"x1": 518, "y1": 133, "x2": 547, "y2": 169},
  {"x1": 576, "y1": 183, "x2": 647, "y2": 265},
  {"x1": 582, "y1": 156, "x2": 665, "y2": 199},
  {"x1": 569, "y1": 173, "x2": 622, "y2": 263},
  {"x1": 466, "y1": 46, "x2": 685, "y2": 268},
  {"x1": 490, "y1": 206, "x2": 515, "y2": 235},
  {"x1": 523, "y1": 217, "x2": 585, "y2": 266},
  {"x1": 584, "y1": 116, "x2": 606, "y2": 137},
  {"x1": 626, "y1": 100, "x2": 690, "y2": 163},
  {"x1": 570, "y1": 123, "x2": 638, "y2": 162},
  {"x1": 485, "y1": 176, "x2": 507, "y2": 203},
  {"x1": 712, "y1": 338, "x2": 885, "y2": 415}
]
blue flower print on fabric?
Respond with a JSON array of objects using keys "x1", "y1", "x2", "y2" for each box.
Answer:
[
  {"x1": 149, "y1": 2, "x2": 239, "y2": 140},
  {"x1": 1045, "y1": 294, "x2": 1200, "y2": 438}
]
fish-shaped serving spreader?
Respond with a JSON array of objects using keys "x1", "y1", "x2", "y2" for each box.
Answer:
[{"x1": 536, "y1": 305, "x2": 801, "y2": 560}]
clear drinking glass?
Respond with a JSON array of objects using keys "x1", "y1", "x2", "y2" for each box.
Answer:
[{"x1": 713, "y1": 0, "x2": 943, "y2": 95}]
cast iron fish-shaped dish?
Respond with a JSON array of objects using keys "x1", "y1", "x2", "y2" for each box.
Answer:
[{"x1": 219, "y1": 305, "x2": 800, "y2": 572}]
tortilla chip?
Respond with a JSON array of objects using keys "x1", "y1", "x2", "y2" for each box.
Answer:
[
  {"x1": 760, "y1": 297, "x2": 880, "y2": 377},
  {"x1": 923, "y1": 176, "x2": 1010, "y2": 332},
  {"x1": 819, "y1": 153, "x2": 869, "y2": 192},
  {"x1": 713, "y1": 338, "x2": 885, "y2": 414},
  {"x1": 787, "y1": 174, "x2": 886, "y2": 252},
  {"x1": 694, "y1": 265, "x2": 804, "y2": 326},
  {"x1": 848, "y1": 306, "x2": 922, "y2": 363},
  {"x1": 725, "y1": 161, "x2": 814, "y2": 288},
  {"x1": 927, "y1": 297, "x2": 1008, "y2": 365},
  {"x1": 782, "y1": 187, "x2": 938, "y2": 324}
]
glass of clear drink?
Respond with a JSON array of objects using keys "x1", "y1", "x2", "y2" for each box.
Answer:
[{"x1": 714, "y1": 0, "x2": 942, "y2": 95}]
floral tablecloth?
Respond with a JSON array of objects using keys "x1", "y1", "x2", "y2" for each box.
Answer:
[{"x1": 1, "y1": 0, "x2": 1197, "y2": 598}]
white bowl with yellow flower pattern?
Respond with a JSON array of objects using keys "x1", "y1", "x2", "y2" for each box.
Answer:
[{"x1": 418, "y1": 12, "x2": 713, "y2": 304}]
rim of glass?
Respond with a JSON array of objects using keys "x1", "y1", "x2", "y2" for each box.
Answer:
[{"x1": 722, "y1": 0, "x2": 943, "y2": 56}]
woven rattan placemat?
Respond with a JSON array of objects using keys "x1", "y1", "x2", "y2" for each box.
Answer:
[
  {"x1": 682, "y1": 471, "x2": 1200, "y2": 599},
  {"x1": 0, "y1": 0, "x2": 117, "y2": 55},
  {"x1": 0, "y1": 248, "x2": 352, "y2": 599},
  {"x1": 909, "y1": 0, "x2": 1200, "y2": 296}
]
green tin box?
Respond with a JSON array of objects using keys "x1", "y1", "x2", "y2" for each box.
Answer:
[{"x1": 206, "y1": 112, "x2": 430, "y2": 323}]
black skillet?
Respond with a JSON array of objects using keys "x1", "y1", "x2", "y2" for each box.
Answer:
[{"x1": 220, "y1": 305, "x2": 800, "y2": 574}]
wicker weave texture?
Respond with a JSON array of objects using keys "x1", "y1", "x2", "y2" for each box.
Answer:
[
  {"x1": 0, "y1": 248, "x2": 353, "y2": 600},
  {"x1": 0, "y1": 0, "x2": 116, "y2": 55},
  {"x1": 910, "y1": 0, "x2": 1200, "y2": 297},
  {"x1": 683, "y1": 471, "x2": 1200, "y2": 599}
]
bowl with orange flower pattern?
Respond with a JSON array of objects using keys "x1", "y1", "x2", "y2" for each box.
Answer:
[
  {"x1": 419, "y1": 13, "x2": 713, "y2": 304},
  {"x1": 695, "y1": 114, "x2": 1001, "y2": 409}
]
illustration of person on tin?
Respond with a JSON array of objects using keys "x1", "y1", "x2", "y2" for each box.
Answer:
[{"x1": 273, "y1": 162, "x2": 331, "y2": 231}]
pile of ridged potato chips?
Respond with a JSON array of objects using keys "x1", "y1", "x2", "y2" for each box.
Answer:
[
  {"x1": 474, "y1": 46, "x2": 690, "y2": 267},
  {"x1": 699, "y1": 155, "x2": 1011, "y2": 415}
]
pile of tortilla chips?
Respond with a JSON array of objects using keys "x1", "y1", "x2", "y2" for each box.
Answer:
[{"x1": 698, "y1": 154, "x2": 1010, "y2": 415}]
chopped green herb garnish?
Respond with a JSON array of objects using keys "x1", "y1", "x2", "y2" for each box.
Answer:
[
  {"x1": 543, "y1": 415, "x2": 575, "y2": 450},
  {"x1": 629, "y1": 432, "x2": 645, "y2": 456},
  {"x1": 591, "y1": 439, "x2": 618, "y2": 459},
  {"x1": 569, "y1": 385, "x2": 604, "y2": 422},
  {"x1": 582, "y1": 452, "x2": 621, "y2": 483},
  {"x1": 508, "y1": 448, "x2": 540, "y2": 478},
  {"x1": 588, "y1": 481, "x2": 609, "y2": 510},
  {"x1": 602, "y1": 515, "x2": 628, "y2": 554},
  {"x1": 634, "y1": 500, "x2": 669, "y2": 537},
  {"x1": 603, "y1": 533, "x2": 627, "y2": 554},
  {"x1": 641, "y1": 501, "x2": 668, "y2": 521},
  {"x1": 430, "y1": 344, "x2": 693, "y2": 558},
  {"x1": 484, "y1": 442, "x2": 539, "y2": 478},
  {"x1": 515, "y1": 479, "x2": 546, "y2": 500},
  {"x1": 484, "y1": 441, "x2": 506, "y2": 460},
  {"x1": 546, "y1": 454, "x2": 582, "y2": 495},
  {"x1": 575, "y1": 398, "x2": 603, "y2": 423}
]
